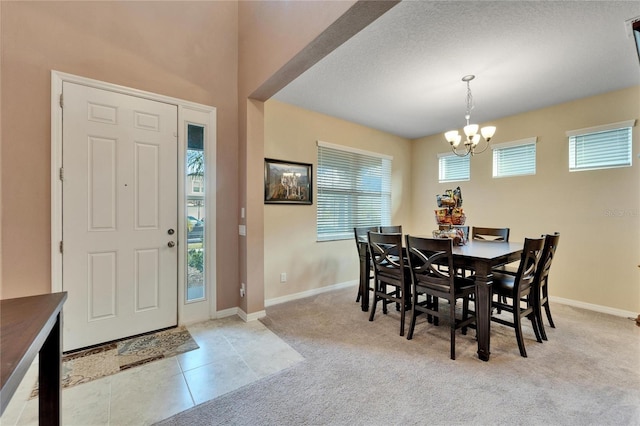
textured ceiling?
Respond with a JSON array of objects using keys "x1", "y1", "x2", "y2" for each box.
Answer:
[{"x1": 273, "y1": 1, "x2": 640, "y2": 139}]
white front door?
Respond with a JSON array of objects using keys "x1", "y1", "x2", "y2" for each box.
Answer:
[{"x1": 62, "y1": 82, "x2": 178, "y2": 351}]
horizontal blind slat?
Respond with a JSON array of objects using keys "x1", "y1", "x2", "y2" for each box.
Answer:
[
  {"x1": 493, "y1": 143, "x2": 536, "y2": 177},
  {"x1": 439, "y1": 155, "x2": 470, "y2": 182}
]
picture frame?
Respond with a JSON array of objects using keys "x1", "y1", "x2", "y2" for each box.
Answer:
[{"x1": 264, "y1": 158, "x2": 313, "y2": 205}]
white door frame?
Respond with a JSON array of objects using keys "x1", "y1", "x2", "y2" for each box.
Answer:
[{"x1": 51, "y1": 70, "x2": 217, "y2": 326}]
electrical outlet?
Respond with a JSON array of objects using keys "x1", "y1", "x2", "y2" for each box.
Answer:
[
  {"x1": 280, "y1": 272, "x2": 287, "y2": 283},
  {"x1": 240, "y1": 283, "x2": 246, "y2": 297}
]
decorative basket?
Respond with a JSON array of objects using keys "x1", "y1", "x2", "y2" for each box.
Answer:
[{"x1": 451, "y1": 214, "x2": 466, "y2": 225}]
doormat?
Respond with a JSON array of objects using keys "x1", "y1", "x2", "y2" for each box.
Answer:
[{"x1": 30, "y1": 326, "x2": 199, "y2": 398}]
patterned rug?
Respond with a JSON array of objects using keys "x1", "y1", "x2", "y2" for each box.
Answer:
[{"x1": 30, "y1": 326, "x2": 198, "y2": 398}]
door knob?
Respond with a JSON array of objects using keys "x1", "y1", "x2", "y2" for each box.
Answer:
[
  {"x1": 168, "y1": 229, "x2": 175, "y2": 235},
  {"x1": 167, "y1": 241, "x2": 176, "y2": 248}
]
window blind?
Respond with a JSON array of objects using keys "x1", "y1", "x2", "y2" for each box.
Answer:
[
  {"x1": 569, "y1": 127, "x2": 632, "y2": 172},
  {"x1": 492, "y1": 138, "x2": 537, "y2": 178},
  {"x1": 438, "y1": 153, "x2": 470, "y2": 182},
  {"x1": 317, "y1": 142, "x2": 392, "y2": 241}
]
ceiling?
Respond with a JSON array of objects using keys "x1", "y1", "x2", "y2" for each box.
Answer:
[{"x1": 273, "y1": 1, "x2": 640, "y2": 140}]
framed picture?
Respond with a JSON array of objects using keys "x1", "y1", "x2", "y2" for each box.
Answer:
[{"x1": 264, "y1": 158, "x2": 312, "y2": 204}]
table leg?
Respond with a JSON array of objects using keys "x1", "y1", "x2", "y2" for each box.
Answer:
[
  {"x1": 39, "y1": 312, "x2": 62, "y2": 425},
  {"x1": 474, "y1": 263, "x2": 493, "y2": 362}
]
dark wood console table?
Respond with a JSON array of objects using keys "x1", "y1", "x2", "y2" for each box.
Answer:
[{"x1": 1, "y1": 292, "x2": 67, "y2": 425}]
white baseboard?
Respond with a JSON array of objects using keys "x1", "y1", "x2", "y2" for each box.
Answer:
[
  {"x1": 265, "y1": 280, "x2": 358, "y2": 307},
  {"x1": 236, "y1": 308, "x2": 267, "y2": 322},
  {"x1": 550, "y1": 296, "x2": 637, "y2": 319},
  {"x1": 215, "y1": 307, "x2": 239, "y2": 319},
  {"x1": 191, "y1": 286, "x2": 636, "y2": 326}
]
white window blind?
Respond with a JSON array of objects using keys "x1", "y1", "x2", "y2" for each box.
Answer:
[
  {"x1": 317, "y1": 141, "x2": 392, "y2": 241},
  {"x1": 567, "y1": 121, "x2": 634, "y2": 172},
  {"x1": 492, "y1": 137, "x2": 537, "y2": 178},
  {"x1": 438, "y1": 153, "x2": 470, "y2": 182}
]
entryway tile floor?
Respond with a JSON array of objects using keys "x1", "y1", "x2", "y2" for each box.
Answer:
[{"x1": 1, "y1": 316, "x2": 304, "y2": 425}]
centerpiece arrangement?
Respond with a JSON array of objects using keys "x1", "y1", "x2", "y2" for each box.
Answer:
[{"x1": 434, "y1": 186, "x2": 467, "y2": 245}]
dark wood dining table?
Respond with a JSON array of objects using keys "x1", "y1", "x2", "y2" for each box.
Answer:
[
  {"x1": 358, "y1": 237, "x2": 523, "y2": 361},
  {"x1": 1, "y1": 292, "x2": 68, "y2": 425}
]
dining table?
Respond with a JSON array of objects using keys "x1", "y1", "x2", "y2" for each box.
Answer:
[
  {"x1": 451, "y1": 240, "x2": 523, "y2": 361},
  {"x1": 358, "y1": 236, "x2": 523, "y2": 361}
]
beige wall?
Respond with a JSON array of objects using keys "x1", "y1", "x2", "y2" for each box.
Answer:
[
  {"x1": 263, "y1": 100, "x2": 411, "y2": 300},
  {"x1": 410, "y1": 86, "x2": 640, "y2": 314},
  {"x1": 0, "y1": 1, "x2": 240, "y2": 309},
  {"x1": 237, "y1": 0, "x2": 386, "y2": 314}
]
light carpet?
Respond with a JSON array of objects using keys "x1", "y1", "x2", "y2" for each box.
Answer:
[
  {"x1": 157, "y1": 286, "x2": 640, "y2": 426},
  {"x1": 31, "y1": 326, "x2": 198, "y2": 398}
]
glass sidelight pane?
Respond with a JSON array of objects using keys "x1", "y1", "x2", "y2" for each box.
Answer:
[{"x1": 186, "y1": 124, "x2": 205, "y2": 301}]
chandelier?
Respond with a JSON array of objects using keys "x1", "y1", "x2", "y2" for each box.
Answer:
[{"x1": 444, "y1": 75, "x2": 496, "y2": 157}]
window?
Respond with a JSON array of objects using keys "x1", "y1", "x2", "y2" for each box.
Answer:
[
  {"x1": 438, "y1": 153, "x2": 470, "y2": 182},
  {"x1": 492, "y1": 137, "x2": 537, "y2": 178},
  {"x1": 186, "y1": 123, "x2": 205, "y2": 301},
  {"x1": 317, "y1": 141, "x2": 392, "y2": 241},
  {"x1": 567, "y1": 120, "x2": 634, "y2": 172}
]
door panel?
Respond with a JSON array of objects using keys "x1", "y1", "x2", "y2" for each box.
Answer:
[{"x1": 62, "y1": 82, "x2": 178, "y2": 351}]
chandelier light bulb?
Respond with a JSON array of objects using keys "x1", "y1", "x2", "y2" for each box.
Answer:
[
  {"x1": 481, "y1": 126, "x2": 496, "y2": 141},
  {"x1": 464, "y1": 124, "x2": 479, "y2": 138}
]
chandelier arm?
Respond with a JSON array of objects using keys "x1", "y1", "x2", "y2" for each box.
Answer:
[
  {"x1": 473, "y1": 139, "x2": 491, "y2": 155},
  {"x1": 451, "y1": 144, "x2": 471, "y2": 157}
]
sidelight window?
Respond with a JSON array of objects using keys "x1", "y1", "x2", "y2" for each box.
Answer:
[{"x1": 186, "y1": 124, "x2": 205, "y2": 301}]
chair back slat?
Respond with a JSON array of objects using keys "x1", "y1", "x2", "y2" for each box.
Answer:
[
  {"x1": 379, "y1": 225, "x2": 402, "y2": 233},
  {"x1": 471, "y1": 226, "x2": 510, "y2": 242}
]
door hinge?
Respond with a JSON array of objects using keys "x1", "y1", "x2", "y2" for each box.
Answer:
[
  {"x1": 59, "y1": 241, "x2": 63, "y2": 254},
  {"x1": 59, "y1": 167, "x2": 64, "y2": 181},
  {"x1": 59, "y1": 93, "x2": 64, "y2": 108}
]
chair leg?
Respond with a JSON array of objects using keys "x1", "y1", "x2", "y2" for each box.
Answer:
[
  {"x1": 535, "y1": 303, "x2": 548, "y2": 341},
  {"x1": 461, "y1": 296, "x2": 469, "y2": 335},
  {"x1": 544, "y1": 301, "x2": 556, "y2": 328},
  {"x1": 513, "y1": 303, "x2": 527, "y2": 358},
  {"x1": 399, "y1": 288, "x2": 405, "y2": 337},
  {"x1": 407, "y1": 290, "x2": 419, "y2": 340},
  {"x1": 433, "y1": 297, "x2": 440, "y2": 326},
  {"x1": 382, "y1": 284, "x2": 388, "y2": 315},
  {"x1": 450, "y1": 301, "x2": 456, "y2": 360},
  {"x1": 369, "y1": 283, "x2": 379, "y2": 322},
  {"x1": 529, "y1": 311, "x2": 543, "y2": 343}
]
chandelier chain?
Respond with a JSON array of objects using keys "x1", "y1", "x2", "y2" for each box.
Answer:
[{"x1": 465, "y1": 80, "x2": 474, "y2": 125}]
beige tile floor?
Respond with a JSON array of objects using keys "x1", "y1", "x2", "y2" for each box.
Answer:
[{"x1": 1, "y1": 316, "x2": 304, "y2": 426}]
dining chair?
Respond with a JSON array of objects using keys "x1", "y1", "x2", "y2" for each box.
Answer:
[
  {"x1": 405, "y1": 235, "x2": 476, "y2": 360},
  {"x1": 379, "y1": 225, "x2": 402, "y2": 233},
  {"x1": 368, "y1": 231, "x2": 411, "y2": 336},
  {"x1": 490, "y1": 236, "x2": 545, "y2": 357},
  {"x1": 353, "y1": 226, "x2": 379, "y2": 305},
  {"x1": 471, "y1": 226, "x2": 510, "y2": 242},
  {"x1": 534, "y1": 232, "x2": 560, "y2": 340}
]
